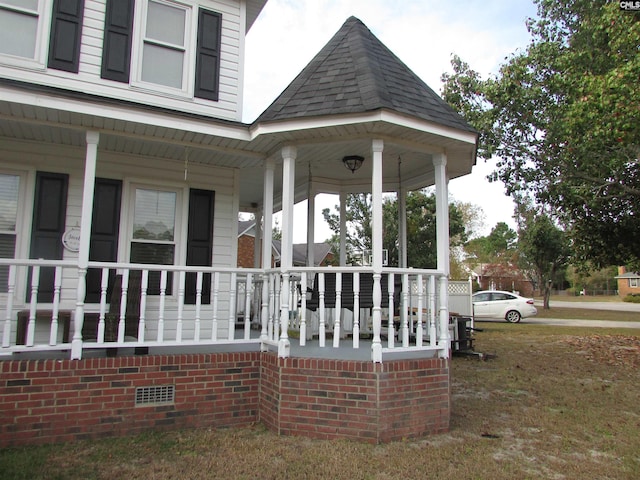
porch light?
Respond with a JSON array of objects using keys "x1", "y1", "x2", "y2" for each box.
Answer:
[{"x1": 342, "y1": 155, "x2": 364, "y2": 173}]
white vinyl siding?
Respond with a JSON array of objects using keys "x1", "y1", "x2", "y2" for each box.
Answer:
[{"x1": 0, "y1": 0, "x2": 245, "y2": 121}]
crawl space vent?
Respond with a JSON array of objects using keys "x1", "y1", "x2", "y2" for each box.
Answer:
[{"x1": 135, "y1": 385, "x2": 175, "y2": 405}]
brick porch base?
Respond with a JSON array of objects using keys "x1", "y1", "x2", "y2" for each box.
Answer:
[{"x1": 0, "y1": 352, "x2": 449, "y2": 447}]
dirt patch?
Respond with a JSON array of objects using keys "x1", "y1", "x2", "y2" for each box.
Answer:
[{"x1": 562, "y1": 335, "x2": 640, "y2": 368}]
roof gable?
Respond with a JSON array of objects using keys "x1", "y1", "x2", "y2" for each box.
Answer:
[{"x1": 256, "y1": 16, "x2": 474, "y2": 133}]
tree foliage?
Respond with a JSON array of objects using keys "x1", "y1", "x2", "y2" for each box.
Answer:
[
  {"x1": 518, "y1": 212, "x2": 571, "y2": 309},
  {"x1": 465, "y1": 221, "x2": 518, "y2": 264},
  {"x1": 321, "y1": 191, "x2": 467, "y2": 269},
  {"x1": 442, "y1": 0, "x2": 640, "y2": 267}
]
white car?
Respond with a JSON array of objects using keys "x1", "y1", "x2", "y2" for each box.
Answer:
[{"x1": 472, "y1": 290, "x2": 537, "y2": 323}]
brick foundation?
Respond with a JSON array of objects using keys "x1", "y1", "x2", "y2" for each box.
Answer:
[{"x1": 1, "y1": 352, "x2": 449, "y2": 447}]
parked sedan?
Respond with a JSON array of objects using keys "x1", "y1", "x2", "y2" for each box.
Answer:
[{"x1": 472, "y1": 290, "x2": 537, "y2": 323}]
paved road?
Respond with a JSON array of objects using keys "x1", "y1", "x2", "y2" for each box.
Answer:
[
  {"x1": 535, "y1": 299, "x2": 640, "y2": 312},
  {"x1": 478, "y1": 299, "x2": 640, "y2": 329}
]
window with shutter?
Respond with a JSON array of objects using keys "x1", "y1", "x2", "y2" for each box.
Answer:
[
  {"x1": 101, "y1": 0, "x2": 134, "y2": 82},
  {"x1": 0, "y1": 0, "x2": 50, "y2": 68},
  {"x1": 47, "y1": 0, "x2": 85, "y2": 72}
]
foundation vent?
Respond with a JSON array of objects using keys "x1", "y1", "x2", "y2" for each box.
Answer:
[{"x1": 135, "y1": 385, "x2": 175, "y2": 406}]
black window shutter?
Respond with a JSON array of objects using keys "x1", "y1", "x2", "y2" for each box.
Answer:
[
  {"x1": 48, "y1": 0, "x2": 85, "y2": 73},
  {"x1": 185, "y1": 189, "x2": 215, "y2": 304},
  {"x1": 194, "y1": 9, "x2": 221, "y2": 101},
  {"x1": 86, "y1": 178, "x2": 122, "y2": 303},
  {"x1": 101, "y1": 0, "x2": 135, "y2": 82},
  {"x1": 28, "y1": 172, "x2": 69, "y2": 302}
]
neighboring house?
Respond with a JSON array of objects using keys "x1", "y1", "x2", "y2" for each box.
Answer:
[
  {"x1": 237, "y1": 220, "x2": 333, "y2": 267},
  {"x1": 0, "y1": 1, "x2": 477, "y2": 447},
  {"x1": 615, "y1": 266, "x2": 640, "y2": 297},
  {"x1": 474, "y1": 263, "x2": 535, "y2": 297}
]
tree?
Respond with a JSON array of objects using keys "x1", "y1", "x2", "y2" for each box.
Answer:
[
  {"x1": 442, "y1": 0, "x2": 640, "y2": 268},
  {"x1": 518, "y1": 212, "x2": 571, "y2": 309},
  {"x1": 465, "y1": 221, "x2": 518, "y2": 265},
  {"x1": 321, "y1": 191, "x2": 467, "y2": 269}
]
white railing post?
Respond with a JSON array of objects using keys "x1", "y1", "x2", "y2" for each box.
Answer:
[
  {"x1": 260, "y1": 272, "x2": 269, "y2": 346},
  {"x1": 318, "y1": 272, "x2": 326, "y2": 348},
  {"x1": 228, "y1": 272, "x2": 237, "y2": 341},
  {"x1": 244, "y1": 273, "x2": 252, "y2": 340},
  {"x1": 157, "y1": 270, "x2": 167, "y2": 342},
  {"x1": 138, "y1": 270, "x2": 148, "y2": 343},
  {"x1": 117, "y1": 270, "x2": 129, "y2": 344},
  {"x1": 49, "y1": 266, "x2": 62, "y2": 346},
  {"x1": 352, "y1": 272, "x2": 360, "y2": 349},
  {"x1": 194, "y1": 271, "x2": 202, "y2": 341},
  {"x1": 416, "y1": 274, "x2": 424, "y2": 347},
  {"x1": 333, "y1": 272, "x2": 342, "y2": 348},
  {"x1": 438, "y1": 275, "x2": 451, "y2": 357},
  {"x1": 2, "y1": 265, "x2": 16, "y2": 348},
  {"x1": 402, "y1": 273, "x2": 410, "y2": 347},
  {"x1": 176, "y1": 270, "x2": 185, "y2": 342},
  {"x1": 97, "y1": 268, "x2": 109, "y2": 343},
  {"x1": 211, "y1": 272, "x2": 219, "y2": 341},
  {"x1": 429, "y1": 275, "x2": 437, "y2": 347},
  {"x1": 278, "y1": 272, "x2": 291, "y2": 357},
  {"x1": 26, "y1": 265, "x2": 40, "y2": 347},
  {"x1": 299, "y1": 272, "x2": 307, "y2": 346},
  {"x1": 387, "y1": 273, "x2": 395, "y2": 348}
]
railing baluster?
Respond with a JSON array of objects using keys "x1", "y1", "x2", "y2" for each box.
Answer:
[
  {"x1": 157, "y1": 270, "x2": 167, "y2": 342},
  {"x1": 416, "y1": 274, "x2": 424, "y2": 346},
  {"x1": 117, "y1": 270, "x2": 129, "y2": 344},
  {"x1": 352, "y1": 272, "x2": 360, "y2": 349},
  {"x1": 211, "y1": 272, "x2": 219, "y2": 341},
  {"x1": 176, "y1": 271, "x2": 185, "y2": 342},
  {"x1": 429, "y1": 275, "x2": 437, "y2": 346},
  {"x1": 387, "y1": 273, "x2": 395, "y2": 348},
  {"x1": 228, "y1": 272, "x2": 237, "y2": 341},
  {"x1": 138, "y1": 270, "x2": 148, "y2": 342},
  {"x1": 402, "y1": 274, "x2": 409, "y2": 347},
  {"x1": 299, "y1": 272, "x2": 307, "y2": 346},
  {"x1": 194, "y1": 271, "x2": 202, "y2": 341},
  {"x1": 318, "y1": 272, "x2": 326, "y2": 348},
  {"x1": 267, "y1": 274, "x2": 274, "y2": 340},
  {"x1": 244, "y1": 273, "x2": 252, "y2": 340},
  {"x1": 97, "y1": 268, "x2": 109, "y2": 343},
  {"x1": 26, "y1": 265, "x2": 40, "y2": 347},
  {"x1": 49, "y1": 266, "x2": 62, "y2": 345},
  {"x1": 333, "y1": 272, "x2": 342, "y2": 348},
  {"x1": 2, "y1": 265, "x2": 16, "y2": 348},
  {"x1": 273, "y1": 275, "x2": 280, "y2": 342}
]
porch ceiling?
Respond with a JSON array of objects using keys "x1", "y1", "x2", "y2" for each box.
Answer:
[{"x1": 0, "y1": 97, "x2": 476, "y2": 212}]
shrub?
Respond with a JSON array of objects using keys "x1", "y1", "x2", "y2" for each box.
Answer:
[{"x1": 623, "y1": 294, "x2": 640, "y2": 303}]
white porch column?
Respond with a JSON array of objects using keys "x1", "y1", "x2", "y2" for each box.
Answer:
[
  {"x1": 278, "y1": 146, "x2": 296, "y2": 358},
  {"x1": 306, "y1": 182, "x2": 315, "y2": 266},
  {"x1": 254, "y1": 208, "x2": 262, "y2": 268},
  {"x1": 260, "y1": 160, "x2": 275, "y2": 345},
  {"x1": 398, "y1": 186, "x2": 407, "y2": 268},
  {"x1": 339, "y1": 191, "x2": 347, "y2": 266},
  {"x1": 71, "y1": 131, "x2": 99, "y2": 360},
  {"x1": 433, "y1": 153, "x2": 451, "y2": 357},
  {"x1": 371, "y1": 139, "x2": 384, "y2": 363}
]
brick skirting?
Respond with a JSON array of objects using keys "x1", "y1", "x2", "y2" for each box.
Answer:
[{"x1": 1, "y1": 352, "x2": 449, "y2": 447}]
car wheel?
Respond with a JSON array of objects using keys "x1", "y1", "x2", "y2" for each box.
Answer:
[{"x1": 505, "y1": 310, "x2": 521, "y2": 323}]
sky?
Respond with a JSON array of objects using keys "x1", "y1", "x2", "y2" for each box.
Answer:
[{"x1": 242, "y1": 0, "x2": 539, "y2": 242}]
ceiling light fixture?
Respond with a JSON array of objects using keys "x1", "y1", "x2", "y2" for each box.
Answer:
[{"x1": 342, "y1": 155, "x2": 364, "y2": 173}]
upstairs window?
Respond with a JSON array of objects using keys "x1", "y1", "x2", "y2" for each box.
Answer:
[
  {"x1": 139, "y1": 0, "x2": 188, "y2": 90},
  {"x1": 102, "y1": 0, "x2": 221, "y2": 101},
  {"x1": 0, "y1": 0, "x2": 48, "y2": 66}
]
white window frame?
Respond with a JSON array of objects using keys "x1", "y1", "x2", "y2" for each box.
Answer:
[
  {"x1": 629, "y1": 278, "x2": 639, "y2": 288},
  {"x1": 130, "y1": 0, "x2": 195, "y2": 97},
  {"x1": 0, "y1": 0, "x2": 51, "y2": 69},
  {"x1": 123, "y1": 182, "x2": 185, "y2": 296}
]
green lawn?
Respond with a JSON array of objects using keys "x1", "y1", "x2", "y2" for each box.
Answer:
[{"x1": 1, "y1": 324, "x2": 639, "y2": 480}]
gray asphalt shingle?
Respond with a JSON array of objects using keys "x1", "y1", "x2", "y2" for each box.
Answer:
[{"x1": 257, "y1": 16, "x2": 474, "y2": 133}]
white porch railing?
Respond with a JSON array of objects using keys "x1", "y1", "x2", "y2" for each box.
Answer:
[{"x1": 0, "y1": 259, "x2": 452, "y2": 361}]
